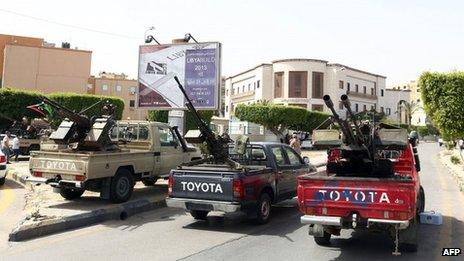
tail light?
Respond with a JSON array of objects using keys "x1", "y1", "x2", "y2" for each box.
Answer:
[
  {"x1": 75, "y1": 175, "x2": 85, "y2": 181},
  {"x1": 0, "y1": 155, "x2": 5, "y2": 163},
  {"x1": 233, "y1": 179, "x2": 244, "y2": 199},
  {"x1": 32, "y1": 171, "x2": 43, "y2": 177},
  {"x1": 168, "y1": 175, "x2": 173, "y2": 196}
]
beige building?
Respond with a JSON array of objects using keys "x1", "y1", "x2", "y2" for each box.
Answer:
[
  {"x1": 1, "y1": 34, "x2": 92, "y2": 94},
  {"x1": 88, "y1": 72, "x2": 148, "y2": 120}
]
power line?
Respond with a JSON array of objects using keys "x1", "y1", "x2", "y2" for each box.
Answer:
[{"x1": 0, "y1": 8, "x2": 140, "y2": 40}]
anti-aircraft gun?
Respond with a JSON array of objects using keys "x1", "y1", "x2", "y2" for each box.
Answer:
[
  {"x1": 173, "y1": 76, "x2": 241, "y2": 168},
  {"x1": 39, "y1": 97, "x2": 118, "y2": 151},
  {"x1": 315, "y1": 94, "x2": 411, "y2": 177}
]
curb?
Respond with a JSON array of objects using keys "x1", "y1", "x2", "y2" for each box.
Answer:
[
  {"x1": 6, "y1": 169, "x2": 28, "y2": 187},
  {"x1": 438, "y1": 152, "x2": 464, "y2": 193},
  {"x1": 9, "y1": 197, "x2": 167, "y2": 242}
]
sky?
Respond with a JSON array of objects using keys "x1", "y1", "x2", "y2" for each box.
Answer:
[{"x1": 1, "y1": 0, "x2": 463, "y2": 86}]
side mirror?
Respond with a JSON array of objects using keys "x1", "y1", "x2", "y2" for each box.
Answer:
[{"x1": 303, "y1": 156, "x2": 310, "y2": 164}]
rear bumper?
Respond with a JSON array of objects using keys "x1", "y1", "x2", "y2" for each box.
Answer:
[
  {"x1": 300, "y1": 215, "x2": 410, "y2": 229},
  {"x1": 27, "y1": 177, "x2": 84, "y2": 189},
  {"x1": 166, "y1": 197, "x2": 241, "y2": 213}
]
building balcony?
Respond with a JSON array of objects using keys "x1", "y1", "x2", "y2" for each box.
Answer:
[{"x1": 346, "y1": 91, "x2": 377, "y2": 100}]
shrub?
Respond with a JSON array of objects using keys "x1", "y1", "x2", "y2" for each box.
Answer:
[{"x1": 451, "y1": 155, "x2": 461, "y2": 165}]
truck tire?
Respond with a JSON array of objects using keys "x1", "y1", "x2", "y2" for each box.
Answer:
[
  {"x1": 190, "y1": 210, "x2": 209, "y2": 220},
  {"x1": 110, "y1": 169, "x2": 134, "y2": 203},
  {"x1": 416, "y1": 186, "x2": 425, "y2": 218},
  {"x1": 253, "y1": 193, "x2": 272, "y2": 225},
  {"x1": 314, "y1": 231, "x2": 332, "y2": 246},
  {"x1": 59, "y1": 187, "x2": 85, "y2": 200},
  {"x1": 142, "y1": 177, "x2": 158, "y2": 186},
  {"x1": 0, "y1": 177, "x2": 5, "y2": 186}
]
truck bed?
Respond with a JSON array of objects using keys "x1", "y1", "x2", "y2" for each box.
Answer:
[{"x1": 298, "y1": 170, "x2": 416, "y2": 221}]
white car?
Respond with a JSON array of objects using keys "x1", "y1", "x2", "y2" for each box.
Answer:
[{"x1": 0, "y1": 150, "x2": 6, "y2": 186}]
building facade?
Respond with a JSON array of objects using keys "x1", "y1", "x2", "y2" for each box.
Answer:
[
  {"x1": 88, "y1": 72, "x2": 148, "y2": 120},
  {"x1": 224, "y1": 58, "x2": 386, "y2": 119},
  {"x1": 1, "y1": 35, "x2": 92, "y2": 94}
]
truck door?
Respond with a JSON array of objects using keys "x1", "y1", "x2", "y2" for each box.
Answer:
[
  {"x1": 282, "y1": 146, "x2": 307, "y2": 197},
  {"x1": 157, "y1": 126, "x2": 184, "y2": 176},
  {"x1": 270, "y1": 145, "x2": 293, "y2": 199}
]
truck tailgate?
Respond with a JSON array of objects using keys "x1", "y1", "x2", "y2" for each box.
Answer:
[
  {"x1": 297, "y1": 175, "x2": 416, "y2": 220},
  {"x1": 29, "y1": 151, "x2": 87, "y2": 179},
  {"x1": 171, "y1": 169, "x2": 235, "y2": 202}
]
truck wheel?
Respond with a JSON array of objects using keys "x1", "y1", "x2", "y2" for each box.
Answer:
[
  {"x1": 59, "y1": 187, "x2": 85, "y2": 200},
  {"x1": 110, "y1": 169, "x2": 134, "y2": 203},
  {"x1": 0, "y1": 177, "x2": 5, "y2": 186},
  {"x1": 314, "y1": 231, "x2": 331, "y2": 246},
  {"x1": 416, "y1": 186, "x2": 425, "y2": 218},
  {"x1": 190, "y1": 210, "x2": 209, "y2": 220},
  {"x1": 253, "y1": 193, "x2": 272, "y2": 225},
  {"x1": 142, "y1": 177, "x2": 158, "y2": 186}
]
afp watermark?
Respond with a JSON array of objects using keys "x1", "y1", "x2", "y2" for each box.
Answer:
[{"x1": 442, "y1": 248, "x2": 461, "y2": 256}]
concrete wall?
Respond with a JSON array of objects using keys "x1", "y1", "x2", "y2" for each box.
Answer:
[
  {"x1": 0, "y1": 34, "x2": 43, "y2": 78},
  {"x1": 2, "y1": 44, "x2": 91, "y2": 93}
]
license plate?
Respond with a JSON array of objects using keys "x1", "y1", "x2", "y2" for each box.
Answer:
[{"x1": 186, "y1": 202, "x2": 213, "y2": 211}]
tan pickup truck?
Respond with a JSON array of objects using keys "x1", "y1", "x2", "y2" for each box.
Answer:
[{"x1": 29, "y1": 121, "x2": 202, "y2": 203}]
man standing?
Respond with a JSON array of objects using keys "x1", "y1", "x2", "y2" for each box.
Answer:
[
  {"x1": 2, "y1": 131, "x2": 12, "y2": 163},
  {"x1": 12, "y1": 135, "x2": 20, "y2": 162},
  {"x1": 290, "y1": 133, "x2": 301, "y2": 155}
]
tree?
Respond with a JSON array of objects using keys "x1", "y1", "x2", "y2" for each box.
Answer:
[
  {"x1": 400, "y1": 100, "x2": 422, "y2": 126},
  {"x1": 234, "y1": 103, "x2": 329, "y2": 138},
  {"x1": 419, "y1": 71, "x2": 464, "y2": 139}
]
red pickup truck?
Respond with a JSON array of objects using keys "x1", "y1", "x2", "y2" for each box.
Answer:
[{"x1": 297, "y1": 142, "x2": 424, "y2": 252}]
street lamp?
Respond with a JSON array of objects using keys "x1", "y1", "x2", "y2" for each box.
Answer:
[{"x1": 144, "y1": 26, "x2": 161, "y2": 44}]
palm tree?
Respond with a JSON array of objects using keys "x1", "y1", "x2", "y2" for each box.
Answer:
[{"x1": 400, "y1": 100, "x2": 422, "y2": 126}]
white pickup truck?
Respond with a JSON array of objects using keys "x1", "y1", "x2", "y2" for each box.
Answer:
[{"x1": 29, "y1": 121, "x2": 202, "y2": 203}]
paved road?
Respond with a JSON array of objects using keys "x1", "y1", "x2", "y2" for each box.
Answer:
[
  {"x1": 2, "y1": 143, "x2": 464, "y2": 260},
  {"x1": 0, "y1": 178, "x2": 26, "y2": 250}
]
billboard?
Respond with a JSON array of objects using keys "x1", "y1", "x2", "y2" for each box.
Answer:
[{"x1": 138, "y1": 42, "x2": 221, "y2": 110}]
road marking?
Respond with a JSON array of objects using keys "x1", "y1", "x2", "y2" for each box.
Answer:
[{"x1": 0, "y1": 185, "x2": 16, "y2": 214}]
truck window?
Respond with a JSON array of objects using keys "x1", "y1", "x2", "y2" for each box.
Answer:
[
  {"x1": 284, "y1": 147, "x2": 302, "y2": 166},
  {"x1": 138, "y1": 126, "x2": 150, "y2": 140},
  {"x1": 110, "y1": 125, "x2": 150, "y2": 141},
  {"x1": 271, "y1": 146, "x2": 288, "y2": 166},
  {"x1": 158, "y1": 127, "x2": 177, "y2": 147}
]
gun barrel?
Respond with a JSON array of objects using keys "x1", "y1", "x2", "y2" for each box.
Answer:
[
  {"x1": 340, "y1": 94, "x2": 364, "y2": 146},
  {"x1": 323, "y1": 95, "x2": 355, "y2": 144},
  {"x1": 41, "y1": 96, "x2": 91, "y2": 128}
]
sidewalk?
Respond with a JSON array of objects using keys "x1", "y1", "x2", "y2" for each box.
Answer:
[{"x1": 439, "y1": 148, "x2": 464, "y2": 193}]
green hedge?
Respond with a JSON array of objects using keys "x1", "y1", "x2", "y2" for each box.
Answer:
[
  {"x1": 419, "y1": 71, "x2": 464, "y2": 139},
  {"x1": 0, "y1": 88, "x2": 124, "y2": 129},
  {"x1": 147, "y1": 110, "x2": 216, "y2": 132},
  {"x1": 235, "y1": 103, "x2": 329, "y2": 135}
]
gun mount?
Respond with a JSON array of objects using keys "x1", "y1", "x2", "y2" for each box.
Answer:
[
  {"x1": 317, "y1": 94, "x2": 411, "y2": 177},
  {"x1": 173, "y1": 76, "x2": 240, "y2": 168},
  {"x1": 40, "y1": 97, "x2": 118, "y2": 151}
]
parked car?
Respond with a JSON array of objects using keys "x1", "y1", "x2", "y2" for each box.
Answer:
[
  {"x1": 167, "y1": 142, "x2": 317, "y2": 224},
  {"x1": 0, "y1": 150, "x2": 6, "y2": 186}
]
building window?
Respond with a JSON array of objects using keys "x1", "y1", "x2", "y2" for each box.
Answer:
[
  {"x1": 242, "y1": 86, "x2": 245, "y2": 93},
  {"x1": 257, "y1": 80, "x2": 260, "y2": 88},
  {"x1": 129, "y1": 100, "x2": 135, "y2": 107},
  {"x1": 381, "y1": 106, "x2": 384, "y2": 113},
  {"x1": 417, "y1": 98, "x2": 420, "y2": 102},
  {"x1": 363, "y1": 86, "x2": 366, "y2": 94},
  {"x1": 355, "y1": 103, "x2": 359, "y2": 112},
  {"x1": 347, "y1": 82, "x2": 351, "y2": 92},
  {"x1": 289, "y1": 71, "x2": 308, "y2": 98},
  {"x1": 312, "y1": 104, "x2": 324, "y2": 111},
  {"x1": 371, "y1": 88, "x2": 374, "y2": 95},
  {"x1": 225, "y1": 105, "x2": 228, "y2": 112},
  {"x1": 339, "y1": 101, "x2": 344, "y2": 110},
  {"x1": 248, "y1": 83, "x2": 251, "y2": 91},
  {"x1": 339, "y1": 80, "x2": 344, "y2": 89},
  {"x1": 116, "y1": 85, "x2": 122, "y2": 92},
  {"x1": 274, "y1": 72, "x2": 284, "y2": 98},
  {"x1": 130, "y1": 86, "x2": 136, "y2": 94},
  {"x1": 355, "y1": 84, "x2": 359, "y2": 93},
  {"x1": 381, "y1": 89, "x2": 384, "y2": 97},
  {"x1": 102, "y1": 84, "x2": 108, "y2": 91},
  {"x1": 363, "y1": 104, "x2": 367, "y2": 111},
  {"x1": 312, "y1": 72, "x2": 324, "y2": 98},
  {"x1": 371, "y1": 105, "x2": 374, "y2": 110},
  {"x1": 386, "y1": 108, "x2": 391, "y2": 115}
]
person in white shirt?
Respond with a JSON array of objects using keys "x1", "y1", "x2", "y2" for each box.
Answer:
[
  {"x1": 12, "y1": 136, "x2": 20, "y2": 162},
  {"x1": 2, "y1": 131, "x2": 12, "y2": 163}
]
